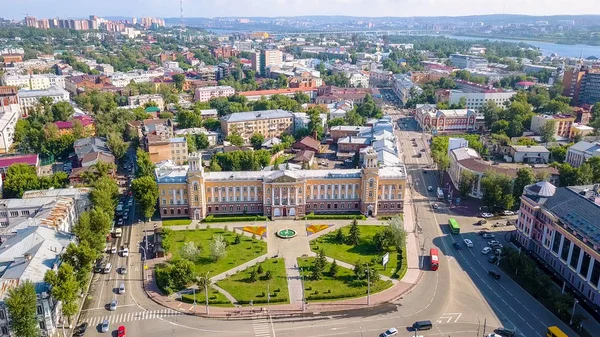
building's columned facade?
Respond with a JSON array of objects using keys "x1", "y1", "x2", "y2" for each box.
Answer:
[{"x1": 156, "y1": 150, "x2": 406, "y2": 220}]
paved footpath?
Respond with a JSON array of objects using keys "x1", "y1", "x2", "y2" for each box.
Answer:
[{"x1": 144, "y1": 204, "x2": 423, "y2": 316}]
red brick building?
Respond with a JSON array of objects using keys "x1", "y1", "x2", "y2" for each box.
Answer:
[
  {"x1": 0, "y1": 86, "x2": 19, "y2": 106},
  {"x1": 212, "y1": 46, "x2": 240, "y2": 59}
]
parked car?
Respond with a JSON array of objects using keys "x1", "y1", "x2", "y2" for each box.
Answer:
[
  {"x1": 481, "y1": 247, "x2": 492, "y2": 255},
  {"x1": 488, "y1": 270, "x2": 501, "y2": 280},
  {"x1": 487, "y1": 240, "x2": 500, "y2": 246},
  {"x1": 121, "y1": 247, "x2": 129, "y2": 257},
  {"x1": 453, "y1": 242, "x2": 462, "y2": 250},
  {"x1": 488, "y1": 255, "x2": 498, "y2": 264},
  {"x1": 74, "y1": 322, "x2": 88, "y2": 336},
  {"x1": 428, "y1": 186, "x2": 433, "y2": 192},
  {"x1": 118, "y1": 283, "x2": 125, "y2": 294},
  {"x1": 432, "y1": 203, "x2": 439, "y2": 209},
  {"x1": 502, "y1": 210, "x2": 515, "y2": 216},
  {"x1": 478, "y1": 231, "x2": 489, "y2": 236},
  {"x1": 493, "y1": 328, "x2": 516, "y2": 337},
  {"x1": 117, "y1": 326, "x2": 126, "y2": 337},
  {"x1": 482, "y1": 233, "x2": 495, "y2": 239},
  {"x1": 379, "y1": 327, "x2": 398, "y2": 337},
  {"x1": 120, "y1": 266, "x2": 127, "y2": 274},
  {"x1": 492, "y1": 222, "x2": 505, "y2": 228},
  {"x1": 481, "y1": 212, "x2": 494, "y2": 218},
  {"x1": 109, "y1": 299, "x2": 118, "y2": 311},
  {"x1": 463, "y1": 239, "x2": 474, "y2": 248},
  {"x1": 101, "y1": 320, "x2": 110, "y2": 333},
  {"x1": 477, "y1": 220, "x2": 487, "y2": 225}
]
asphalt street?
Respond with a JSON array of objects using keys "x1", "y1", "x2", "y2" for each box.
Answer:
[{"x1": 77, "y1": 116, "x2": 576, "y2": 337}]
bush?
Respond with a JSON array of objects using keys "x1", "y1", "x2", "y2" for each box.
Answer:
[{"x1": 302, "y1": 212, "x2": 366, "y2": 220}]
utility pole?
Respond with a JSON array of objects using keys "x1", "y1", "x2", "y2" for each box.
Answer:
[
  {"x1": 366, "y1": 264, "x2": 371, "y2": 306},
  {"x1": 482, "y1": 318, "x2": 486, "y2": 337},
  {"x1": 570, "y1": 300, "x2": 579, "y2": 325}
]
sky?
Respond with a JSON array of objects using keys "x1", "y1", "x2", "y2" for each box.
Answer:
[{"x1": 4, "y1": 0, "x2": 600, "y2": 19}]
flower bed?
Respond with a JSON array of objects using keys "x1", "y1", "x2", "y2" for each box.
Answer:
[
  {"x1": 306, "y1": 224, "x2": 331, "y2": 236},
  {"x1": 242, "y1": 226, "x2": 267, "y2": 237}
]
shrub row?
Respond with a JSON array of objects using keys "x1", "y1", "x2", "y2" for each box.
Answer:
[
  {"x1": 302, "y1": 213, "x2": 366, "y2": 220},
  {"x1": 202, "y1": 215, "x2": 269, "y2": 223},
  {"x1": 235, "y1": 297, "x2": 288, "y2": 305}
]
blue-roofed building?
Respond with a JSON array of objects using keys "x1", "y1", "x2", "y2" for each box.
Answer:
[
  {"x1": 0, "y1": 226, "x2": 73, "y2": 337},
  {"x1": 516, "y1": 182, "x2": 600, "y2": 312}
]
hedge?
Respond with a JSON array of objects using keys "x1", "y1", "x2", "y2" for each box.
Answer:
[
  {"x1": 235, "y1": 297, "x2": 288, "y2": 305},
  {"x1": 302, "y1": 213, "x2": 366, "y2": 220},
  {"x1": 202, "y1": 215, "x2": 269, "y2": 223}
]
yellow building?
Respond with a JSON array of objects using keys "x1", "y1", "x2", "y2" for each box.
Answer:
[
  {"x1": 220, "y1": 109, "x2": 294, "y2": 143},
  {"x1": 155, "y1": 148, "x2": 407, "y2": 220}
]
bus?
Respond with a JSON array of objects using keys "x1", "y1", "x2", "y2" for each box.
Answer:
[
  {"x1": 430, "y1": 248, "x2": 439, "y2": 271},
  {"x1": 448, "y1": 218, "x2": 460, "y2": 234},
  {"x1": 547, "y1": 326, "x2": 568, "y2": 337}
]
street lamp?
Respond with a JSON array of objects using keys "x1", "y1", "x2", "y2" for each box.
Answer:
[
  {"x1": 300, "y1": 267, "x2": 306, "y2": 312},
  {"x1": 205, "y1": 271, "x2": 211, "y2": 315},
  {"x1": 570, "y1": 299, "x2": 579, "y2": 325},
  {"x1": 139, "y1": 245, "x2": 147, "y2": 281},
  {"x1": 364, "y1": 264, "x2": 371, "y2": 306}
]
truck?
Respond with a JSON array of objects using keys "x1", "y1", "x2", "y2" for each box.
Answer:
[{"x1": 436, "y1": 188, "x2": 444, "y2": 200}]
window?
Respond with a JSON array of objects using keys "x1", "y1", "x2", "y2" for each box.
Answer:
[
  {"x1": 570, "y1": 245, "x2": 581, "y2": 270},
  {"x1": 9, "y1": 211, "x2": 18, "y2": 217},
  {"x1": 552, "y1": 232, "x2": 562, "y2": 254},
  {"x1": 177, "y1": 209, "x2": 181, "y2": 215},
  {"x1": 560, "y1": 238, "x2": 571, "y2": 261},
  {"x1": 161, "y1": 190, "x2": 165, "y2": 196},
  {"x1": 369, "y1": 179, "x2": 374, "y2": 188},
  {"x1": 170, "y1": 209, "x2": 174, "y2": 215},
  {"x1": 162, "y1": 199, "x2": 166, "y2": 205},
  {"x1": 0, "y1": 310, "x2": 4, "y2": 320},
  {"x1": 580, "y1": 252, "x2": 592, "y2": 279},
  {"x1": 230, "y1": 206, "x2": 233, "y2": 212},
  {"x1": 193, "y1": 183, "x2": 198, "y2": 191},
  {"x1": 163, "y1": 209, "x2": 167, "y2": 215},
  {"x1": 195, "y1": 196, "x2": 199, "y2": 202},
  {"x1": 39, "y1": 321, "x2": 45, "y2": 330},
  {"x1": 1, "y1": 326, "x2": 8, "y2": 335},
  {"x1": 37, "y1": 305, "x2": 43, "y2": 315}
]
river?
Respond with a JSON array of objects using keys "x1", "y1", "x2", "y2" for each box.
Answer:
[{"x1": 446, "y1": 35, "x2": 600, "y2": 59}]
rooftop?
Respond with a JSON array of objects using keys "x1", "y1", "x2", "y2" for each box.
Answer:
[
  {"x1": 0, "y1": 154, "x2": 39, "y2": 168},
  {"x1": 221, "y1": 109, "x2": 293, "y2": 123},
  {"x1": 511, "y1": 145, "x2": 550, "y2": 153}
]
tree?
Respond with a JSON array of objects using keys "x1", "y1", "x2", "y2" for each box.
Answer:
[
  {"x1": 226, "y1": 133, "x2": 244, "y2": 146},
  {"x1": 347, "y1": 219, "x2": 360, "y2": 246},
  {"x1": 61, "y1": 242, "x2": 97, "y2": 289},
  {"x1": 264, "y1": 270, "x2": 273, "y2": 280},
  {"x1": 329, "y1": 259, "x2": 339, "y2": 277},
  {"x1": 249, "y1": 269, "x2": 258, "y2": 282},
  {"x1": 386, "y1": 217, "x2": 407, "y2": 252},
  {"x1": 312, "y1": 249, "x2": 327, "y2": 280},
  {"x1": 481, "y1": 171, "x2": 515, "y2": 210},
  {"x1": 5, "y1": 281, "x2": 39, "y2": 337},
  {"x1": 334, "y1": 229, "x2": 345, "y2": 243},
  {"x1": 2, "y1": 163, "x2": 41, "y2": 198},
  {"x1": 458, "y1": 170, "x2": 477, "y2": 197},
  {"x1": 44, "y1": 262, "x2": 80, "y2": 322},
  {"x1": 136, "y1": 148, "x2": 155, "y2": 178},
  {"x1": 172, "y1": 74, "x2": 186, "y2": 92},
  {"x1": 549, "y1": 145, "x2": 568, "y2": 163},
  {"x1": 328, "y1": 117, "x2": 346, "y2": 127},
  {"x1": 132, "y1": 176, "x2": 159, "y2": 220},
  {"x1": 107, "y1": 132, "x2": 128, "y2": 160},
  {"x1": 208, "y1": 157, "x2": 222, "y2": 172},
  {"x1": 90, "y1": 176, "x2": 119, "y2": 215},
  {"x1": 307, "y1": 106, "x2": 326, "y2": 139},
  {"x1": 513, "y1": 168, "x2": 536, "y2": 199},
  {"x1": 539, "y1": 119, "x2": 556, "y2": 143},
  {"x1": 353, "y1": 262, "x2": 365, "y2": 280},
  {"x1": 176, "y1": 109, "x2": 203, "y2": 128},
  {"x1": 209, "y1": 235, "x2": 227, "y2": 261},
  {"x1": 587, "y1": 156, "x2": 600, "y2": 182},
  {"x1": 180, "y1": 241, "x2": 201, "y2": 261},
  {"x1": 51, "y1": 101, "x2": 74, "y2": 121},
  {"x1": 250, "y1": 133, "x2": 265, "y2": 150},
  {"x1": 555, "y1": 163, "x2": 578, "y2": 187},
  {"x1": 576, "y1": 163, "x2": 594, "y2": 185}
]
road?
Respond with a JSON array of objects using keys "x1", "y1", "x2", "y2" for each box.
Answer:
[{"x1": 77, "y1": 117, "x2": 575, "y2": 337}]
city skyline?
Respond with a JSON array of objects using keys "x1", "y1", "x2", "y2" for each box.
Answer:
[{"x1": 4, "y1": 0, "x2": 600, "y2": 20}]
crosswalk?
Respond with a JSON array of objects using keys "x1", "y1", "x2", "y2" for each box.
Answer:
[
  {"x1": 253, "y1": 317, "x2": 272, "y2": 337},
  {"x1": 85, "y1": 309, "x2": 184, "y2": 326}
]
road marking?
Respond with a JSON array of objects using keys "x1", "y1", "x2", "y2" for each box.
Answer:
[
  {"x1": 84, "y1": 309, "x2": 184, "y2": 326},
  {"x1": 253, "y1": 317, "x2": 273, "y2": 337},
  {"x1": 436, "y1": 312, "x2": 462, "y2": 324}
]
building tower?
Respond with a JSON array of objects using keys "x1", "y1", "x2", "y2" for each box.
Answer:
[
  {"x1": 361, "y1": 147, "x2": 379, "y2": 217},
  {"x1": 180, "y1": 0, "x2": 185, "y2": 28},
  {"x1": 186, "y1": 152, "x2": 206, "y2": 220}
]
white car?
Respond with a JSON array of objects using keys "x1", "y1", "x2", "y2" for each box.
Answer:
[
  {"x1": 464, "y1": 239, "x2": 474, "y2": 248},
  {"x1": 122, "y1": 248, "x2": 129, "y2": 257},
  {"x1": 481, "y1": 212, "x2": 494, "y2": 218},
  {"x1": 481, "y1": 247, "x2": 492, "y2": 255},
  {"x1": 101, "y1": 320, "x2": 109, "y2": 333},
  {"x1": 502, "y1": 210, "x2": 515, "y2": 216},
  {"x1": 379, "y1": 327, "x2": 399, "y2": 337},
  {"x1": 432, "y1": 203, "x2": 439, "y2": 209},
  {"x1": 487, "y1": 240, "x2": 500, "y2": 246},
  {"x1": 427, "y1": 186, "x2": 433, "y2": 192},
  {"x1": 118, "y1": 283, "x2": 125, "y2": 294},
  {"x1": 109, "y1": 299, "x2": 118, "y2": 311}
]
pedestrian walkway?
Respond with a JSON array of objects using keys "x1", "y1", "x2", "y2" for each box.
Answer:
[
  {"x1": 85, "y1": 309, "x2": 184, "y2": 326},
  {"x1": 284, "y1": 256, "x2": 303, "y2": 308},
  {"x1": 252, "y1": 316, "x2": 273, "y2": 337}
]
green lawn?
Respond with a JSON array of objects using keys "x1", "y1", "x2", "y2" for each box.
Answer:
[
  {"x1": 216, "y1": 258, "x2": 288, "y2": 305},
  {"x1": 180, "y1": 286, "x2": 232, "y2": 307},
  {"x1": 298, "y1": 257, "x2": 393, "y2": 301},
  {"x1": 164, "y1": 228, "x2": 267, "y2": 276},
  {"x1": 309, "y1": 225, "x2": 403, "y2": 278},
  {"x1": 162, "y1": 219, "x2": 192, "y2": 227}
]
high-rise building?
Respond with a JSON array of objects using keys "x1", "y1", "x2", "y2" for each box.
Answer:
[
  {"x1": 562, "y1": 66, "x2": 600, "y2": 106},
  {"x1": 251, "y1": 49, "x2": 283, "y2": 76},
  {"x1": 24, "y1": 16, "x2": 38, "y2": 28}
]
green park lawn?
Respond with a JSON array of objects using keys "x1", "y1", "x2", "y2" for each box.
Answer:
[
  {"x1": 161, "y1": 219, "x2": 192, "y2": 227},
  {"x1": 163, "y1": 228, "x2": 267, "y2": 276},
  {"x1": 216, "y1": 258, "x2": 289, "y2": 305},
  {"x1": 298, "y1": 257, "x2": 393, "y2": 301},
  {"x1": 309, "y1": 225, "x2": 404, "y2": 278},
  {"x1": 180, "y1": 286, "x2": 232, "y2": 307}
]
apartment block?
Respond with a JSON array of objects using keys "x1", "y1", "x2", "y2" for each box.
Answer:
[
  {"x1": 2, "y1": 74, "x2": 65, "y2": 90},
  {"x1": 530, "y1": 114, "x2": 575, "y2": 139},
  {"x1": 565, "y1": 141, "x2": 600, "y2": 168},
  {"x1": 147, "y1": 135, "x2": 188, "y2": 165},
  {"x1": 194, "y1": 86, "x2": 235, "y2": 102},
  {"x1": 252, "y1": 50, "x2": 283, "y2": 76},
  {"x1": 18, "y1": 87, "x2": 70, "y2": 116},
  {"x1": 515, "y1": 182, "x2": 600, "y2": 311},
  {"x1": 449, "y1": 53, "x2": 489, "y2": 69},
  {"x1": 220, "y1": 109, "x2": 294, "y2": 143},
  {"x1": 448, "y1": 89, "x2": 515, "y2": 112},
  {"x1": 128, "y1": 94, "x2": 165, "y2": 110}
]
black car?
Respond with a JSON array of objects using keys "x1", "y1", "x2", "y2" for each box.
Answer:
[
  {"x1": 453, "y1": 242, "x2": 461, "y2": 250},
  {"x1": 488, "y1": 255, "x2": 498, "y2": 264},
  {"x1": 488, "y1": 270, "x2": 501, "y2": 280},
  {"x1": 493, "y1": 328, "x2": 516, "y2": 337},
  {"x1": 74, "y1": 322, "x2": 88, "y2": 336},
  {"x1": 478, "y1": 231, "x2": 489, "y2": 236}
]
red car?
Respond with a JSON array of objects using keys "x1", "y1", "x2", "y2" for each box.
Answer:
[{"x1": 117, "y1": 326, "x2": 125, "y2": 337}]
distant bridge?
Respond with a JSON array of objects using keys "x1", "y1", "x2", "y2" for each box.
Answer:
[{"x1": 266, "y1": 29, "x2": 453, "y2": 36}]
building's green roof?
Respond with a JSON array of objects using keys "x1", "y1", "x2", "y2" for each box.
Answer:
[{"x1": 145, "y1": 106, "x2": 161, "y2": 113}]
